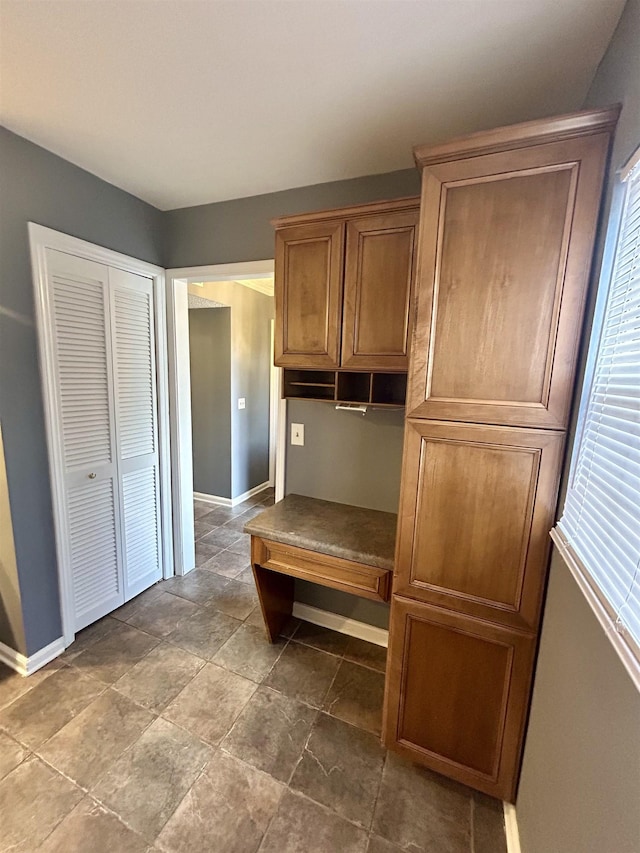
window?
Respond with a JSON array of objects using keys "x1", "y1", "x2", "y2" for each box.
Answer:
[{"x1": 553, "y1": 145, "x2": 640, "y2": 690}]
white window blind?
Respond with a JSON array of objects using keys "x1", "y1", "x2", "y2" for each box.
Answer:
[{"x1": 555, "y1": 146, "x2": 640, "y2": 688}]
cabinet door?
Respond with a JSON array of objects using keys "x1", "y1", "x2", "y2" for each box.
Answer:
[
  {"x1": 274, "y1": 221, "x2": 344, "y2": 368},
  {"x1": 341, "y1": 210, "x2": 418, "y2": 370},
  {"x1": 407, "y1": 133, "x2": 609, "y2": 427},
  {"x1": 394, "y1": 420, "x2": 563, "y2": 630},
  {"x1": 382, "y1": 596, "x2": 536, "y2": 801}
]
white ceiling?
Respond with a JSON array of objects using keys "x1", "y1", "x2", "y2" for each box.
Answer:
[{"x1": 0, "y1": 0, "x2": 625, "y2": 211}]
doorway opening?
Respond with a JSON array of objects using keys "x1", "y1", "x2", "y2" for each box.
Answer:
[{"x1": 166, "y1": 261, "x2": 284, "y2": 577}]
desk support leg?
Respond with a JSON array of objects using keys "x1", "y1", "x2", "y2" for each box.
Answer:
[{"x1": 252, "y1": 563, "x2": 294, "y2": 643}]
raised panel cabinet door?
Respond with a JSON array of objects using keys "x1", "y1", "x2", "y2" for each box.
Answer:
[
  {"x1": 341, "y1": 210, "x2": 419, "y2": 370},
  {"x1": 394, "y1": 420, "x2": 564, "y2": 630},
  {"x1": 382, "y1": 596, "x2": 536, "y2": 801},
  {"x1": 274, "y1": 220, "x2": 344, "y2": 368},
  {"x1": 407, "y1": 132, "x2": 610, "y2": 427}
]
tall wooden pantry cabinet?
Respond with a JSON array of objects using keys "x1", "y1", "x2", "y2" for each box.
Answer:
[{"x1": 382, "y1": 106, "x2": 620, "y2": 801}]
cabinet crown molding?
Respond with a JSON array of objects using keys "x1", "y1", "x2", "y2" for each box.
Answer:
[
  {"x1": 413, "y1": 104, "x2": 621, "y2": 169},
  {"x1": 271, "y1": 195, "x2": 420, "y2": 229}
]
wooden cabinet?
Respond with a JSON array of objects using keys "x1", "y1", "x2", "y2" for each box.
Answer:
[
  {"x1": 273, "y1": 198, "x2": 419, "y2": 372},
  {"x1": 394, "y1": 420, "x2": 564, "y2": 631},
  {"x1": 342, "y1": 210, "x2": 418, "y2": 370},
  {"x1": 274, "y1": 220, "x2": 344, "y2": 368},
  {"x1": 383, "y1": 106, "x2": 619, "y2": 802},
  {"x1": 407, "y1": 129, "x2": 611, "y2": 429},
  {"x1": 383, "y1": 596, "x2": 536, "y2": 801}
]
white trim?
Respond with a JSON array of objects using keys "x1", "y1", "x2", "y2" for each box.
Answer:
[
  {"x1": 269, "y1": 316, "x2": 287, "y2": 502},
  {"x1": 275, "y1": 397, "x2": 287, "y2": 503},
  {"x1": 166, "y1": 276, "x2": 196, "y2": 577},
  {"x1": 292, "y1": 602, "x2": 389, "y2": 648},
  {"x1": 269, "y1": 320, "x2": 276, "y2": 486},
  {"x1": 194, "y1": 491, "x2": 233, "y2": 508},
  {"x1": 503, "y1": 803, "x2": 522, "y2": 853},
  {"x1": 166, "y1": 261, "x2": 276, "y2": 578},
  {"x1": 194, "y1": 481, "x2": 270, "y2": 509},
  {"x1": 0, "y1": 637, "x2": 65, "y2": 677},
  {"x1": 550, "y1": 528, "x2": 640, "y2": 693},
  {"x1": 154, "y1": 272, "x2": 175, "y2": 582},
  {"x1": 269, "y1": 319, "x2": 285, "y2": 490},
  {"x1": 28, "y1": 224, "x2": 173, "y2": 644}
]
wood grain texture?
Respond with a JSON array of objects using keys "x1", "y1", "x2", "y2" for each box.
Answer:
[
  {"x1": 407, "y1": 132, "x2": 611, "y2": 428},
  {"x1": 413, "y1": 104, "x2": 620, "y2": 167},
  {"x1": 389, "y1": 108, "x2": 617, "y2": 803},
  {"x1": 251, "y1": 537, "x2": 294, "y2": 643},
  {"x1": 271, "y1": 196, "x2": 420, "y2": 228},
  {"x1": 382, "y1": 596, "x2": 537, "y2": 801},
  {"x1": 393, "y1": 420, "x2": 564, "y2": 630},
  {"x1": 254, "y1": 537, "x2": 391, "y2": 603},
  {"x1": 341, "y1": 210, "x2": 419, "y2": 371},
  {"x1": 274, "y1": 220, "x2": 344, "y2": 368}
]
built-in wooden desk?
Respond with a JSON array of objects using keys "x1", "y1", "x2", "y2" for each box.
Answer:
[{"x1": 244, "y1": 494, "x2": 397, "y2": 642}]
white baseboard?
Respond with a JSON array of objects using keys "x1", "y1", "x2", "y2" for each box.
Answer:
[
  {"x1": 0, "y1": 637, "x2": 65, "y2": 677},
  {"x1": 194, "y1": 491, "x2": 232, "y2": 507},
  {"x1": 292, "y1": 602, "x2": 389, "y2": 648},
  {"x1": 232, "y1": 481, "x2": 270, "y2": 506},
  {"x1": 194, "y1": 481, "x2": 270, "y2": 509},
  {"x1": 503, "y1": 803, "x2": 522, "y2": 853}
]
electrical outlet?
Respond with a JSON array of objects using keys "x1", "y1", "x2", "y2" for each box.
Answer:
[
  {"x1": 291, "y1": 423, "x2": 304, "y2": 446},
  {"x1": 238, "y1": 398, "x2": 246, "y2": 409}
]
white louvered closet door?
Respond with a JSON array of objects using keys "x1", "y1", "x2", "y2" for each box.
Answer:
[
  {"x1": 47, "y1": 250, "x2": 126, "y2": 631},
  {"x1": 109, "y1": 268, "x2": 163, "y2": 599}
]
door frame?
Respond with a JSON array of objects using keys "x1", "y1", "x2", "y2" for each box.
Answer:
[
  {"x1": 165, "y1": 261, "x2": 283, "y2": 577},
  {"x1": 28, "y1": 224, "x2": 173, "y2": 647}
]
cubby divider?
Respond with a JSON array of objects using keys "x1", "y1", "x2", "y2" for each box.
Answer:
[{"x1": 283, "y1": 369, "x2": 407, "y2": 407}]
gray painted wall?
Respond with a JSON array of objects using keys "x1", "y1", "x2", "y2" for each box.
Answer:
[
  {"x1": 165, "y1": 169, "x2": 420, "y2": 267},
  {"x1": 189, "y1": 308, "x2": 232, "y2": 498},
  {"x1": 286, "y1": 401, "x2": 405, "y2": 629},
  {"x1": 193, "y1": 282, "x2": 274, "y2": 499},
  {"x1": 286, "y1": 401, "x2": 404, "y2": 513},
  {"x1": 0, "y1": 126, "x2": 164, "y2": 655},
  {"x1": 517, "y1": 2, "x2": 640, "y2": 850}
]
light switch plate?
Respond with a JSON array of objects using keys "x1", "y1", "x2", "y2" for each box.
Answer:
[
  {"x1": 238, "y1": 398, "x2": 246, "y2": 409},
  {"x1": 291, "y1": 423, "x2": 304, "y2": 446}
]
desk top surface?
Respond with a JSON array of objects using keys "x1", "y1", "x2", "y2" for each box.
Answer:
[{"x1": 244, "y1": 494, "x2": 397, "y2": 570}]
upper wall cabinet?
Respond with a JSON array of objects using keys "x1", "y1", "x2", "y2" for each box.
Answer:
[
  {"x1": 407, "y1": 114, "x2": 615, "y2": 428},
  {"x1": 274, "y1": 220, "x2": 344, "y2": 368},
  {"x1": 273, "y1": 198, "x2": 420, "y2": 371}
]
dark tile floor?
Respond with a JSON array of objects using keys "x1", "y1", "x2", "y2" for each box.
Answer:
[{"x1": 0, "y1": 490, "x2": 507, "y2": 852}]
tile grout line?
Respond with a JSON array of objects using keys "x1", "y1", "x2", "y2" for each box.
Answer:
[
  {"x1": 87, "y1": 733, "x2": 212, "y2": 848},
  {"x1": 469, "y1": 794, "x2": 476, "y2": 853},
  {"x1": 368, "y1": 749, "x2": 389, "y2": 840}
]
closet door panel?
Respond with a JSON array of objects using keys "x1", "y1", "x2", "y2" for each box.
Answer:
[
  {"x1": 66, "y1": 479, "x2": 120, "y2": 630},
  {"x1": 121, "y1": 467, "x2": 161, "y2": 593},
  {"x1": 110, "y1": 268, "x2": 163, "y2": 598},
  {"x1": 394, "y1": 420, "x2": 564, "y2": 630},
  {"x1": 48, "y1": 250, "x2": 125, "y2": 630},
  {"x1": 407, "y1": 133, "x2": 610, "y2": 427}
]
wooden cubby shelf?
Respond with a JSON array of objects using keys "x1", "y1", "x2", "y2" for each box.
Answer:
[{"x1": 283, "y1": 369, "x2": 407, "y2": 407}]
